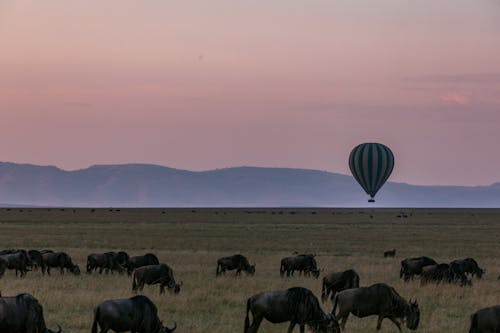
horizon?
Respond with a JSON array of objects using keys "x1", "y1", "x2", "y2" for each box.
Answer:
[
  {"x1": 1, "y1": 1, "x2": 500, "y2": 186},
  {"x1": 2, "y1": 159, "x2": 500, "y2": 188}
]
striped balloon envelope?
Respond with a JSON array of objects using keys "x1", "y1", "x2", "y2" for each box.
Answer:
[{"x1": 348, "y1": 142, "x2": 394, "y2": 202}]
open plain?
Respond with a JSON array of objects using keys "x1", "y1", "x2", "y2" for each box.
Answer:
[{"x1": 0, "y1": 208, "x2": 499, "y2": 333}]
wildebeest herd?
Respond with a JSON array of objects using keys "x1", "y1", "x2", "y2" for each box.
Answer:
[{"x1": 0, "y1": 249, "x2": 498, "y2": 332}]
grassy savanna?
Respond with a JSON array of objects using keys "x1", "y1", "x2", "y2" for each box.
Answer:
[{"x1": 0, "y1": 208, "x2": 499, "y2": 333}]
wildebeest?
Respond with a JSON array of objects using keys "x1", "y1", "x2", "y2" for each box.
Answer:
[
  {"x1": 384, "y1": 249, "x2": 396, "y2": 258},
  {"x1": 28, "y1": 250, "x2": 45, "y2": 272},
  {"x1": 42, "y1": 252, "x2": 80, "y2": 275},
  {"x1": 469, "y1": 305, "x2": 500, "y2": 333},
  {"x1": 91, "y1": 295, "x2": 176, "y2": 333},
  {"x1": 0, "y1": 250, "x2": 31, "y2": 277},
  {"x1": 321, "y1": 269, "x2": 360, "y2": 303},
  {"x1": 0, "y1": 293, "x2": 62, "y2": 333},
  {"x1": 127, "y1": 253, "x2": 159, "y2": 275},
  {"x1": 244, "y1": 287, "x2": 339, "y2": 333},
  {"x1": 280, "y1": 254, "x2": 319, "y2": 278},
  {"x1": 451, "y1": 258, "x2": 484, "y2": 279},
  {"x1": 216, "y1": 254, "x2": 255, "y2": 276},
  {"x1": 420, "y1": 263, "x2": 471, "y2": 286},
  {"x1": 87, "y1": 252, "x2": 128, "y2": 274},
  {"x1": 400, "y1": 256, "x2": 437, "y2": 281},
  {"x1": 333, "y1": 283, "x2": 420, "y2": 331},
  {"x1": 132, "y1": 264, "x2": 182, "y2": 295}
]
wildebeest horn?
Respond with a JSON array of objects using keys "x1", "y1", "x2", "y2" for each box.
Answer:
[
  {"x1": 49, "y1": 323, "x2": 62, "y2": 333},
  {"x1": 165, "y1": 321, "x2": 177, "y2": 332},
  {"x1": 409, "y1": 298, "x2": 417, "y2": 305}
]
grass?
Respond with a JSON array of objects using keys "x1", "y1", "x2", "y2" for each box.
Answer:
[{"x1": 0, "y1": 208, "x2": 499, "y2": 332}]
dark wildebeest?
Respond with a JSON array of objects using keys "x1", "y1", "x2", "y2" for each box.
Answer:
[
  {"x1": 244, "y1": 287, "x2": 340, "y2": 333},
  {"x1": 469, "y1": 305, "x2": 500, "y2": 333},
  {"x1": 132, "y1": 264, "x2": 182, "y2": 295},
  {"x1": 216, "y1": 254, "x2": 255, "y2": 276},
  {"x1": 42, "y1": 252, "x2": 80, "y2": 275},
  {"x1": 333, "y1": 283, "x2": 420, "y2": 331},
  {"x1": 28, "y1": 250, "x2": 45, "y2": 273},
  {"x1": 0, "y1": 250, "x2": 31, "y2": 277},
  {"x1": 280, "y1": 254, "x2": 319, "y2": 278},
  {"x1": 87, "y1": 252, "x2": 127, "y2": 274},
  {"x1": 384, "y1": 249, "x2": 396, "y2": 258},
  {"x1": 420, "y1": 263, "x2": 471, "y2": 286},
  {"x1": 400, "y1": 256, "x2": 437, "y2": 281},
  {"x1": 451, "y1": 258, "x2": 484, "y2": 279},
  {"x1": 321, "y1": 269, "x2": 360, "y2": 303},
  {"x1": 91, "y1": 295, "x2": 176, "y2": 333},
  {"x1": 0, "y1": 293, "x2": 62, "y2": 333},
  {"x1": 127, "y1": 253, "x2": 159, "y2": 276}
]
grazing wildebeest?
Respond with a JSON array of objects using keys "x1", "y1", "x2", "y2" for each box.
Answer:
[
  {"x1": 469, "y1": 305, "x2": 500, "y2": 333},
  {"x1": 91, "y1": 295, "x2": 176, "y2": 333},
  {"x1": 384, "y1": 249, "x2": 396, "y2": 258},
  {"x1": 451, "y1": 258, "x2": 484, "y2": 279},
  {"x1": 132, "y1": 264, "x2": 182, "y2": 295},
  {"x1": 87, "y1": 252, "x2": 126, "y2": 274},
  {"x1": 280, "y1": 254, "x2": 319, "y2": 278},
  {"x1": 42, "y1": 252, "x2": 80, "y2": 275},
  {"x1": 127, "y1": 253, "x2": 160, "y2": 276},
  {"x1": 216, "y1": 254, "x2": 255, "y2": 276},
  {"x1": 0, "y1": 250, "x2": 31, "y2": 277},
  {"x1": 321, "y1": 269, "x2": 360, "y2": 303},
  {"x1": 400, "y1": 256, "x2": 437, "y2": 281},
  {"x1": 28, "y1": 250, "x2": 45, "y2": 272},
  {"x1": 0, "y1": 293, "x2": 62, "y2": 333},
  {"x1": 244, "y1": 287, "x2": 340, "y2": 333},
  {"x1": 333, "y1": 283, "x2": 420, "y2": 331},
  {"x1": 420, "y1": 263, "x2": 471, "y2": 286}
]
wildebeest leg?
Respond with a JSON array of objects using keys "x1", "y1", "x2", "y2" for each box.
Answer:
[
  {"x1": 376, "y1": 315, "x2": 384, "y2": 330},
  {"x1": 47, "y1": 267, "x2": 51, "y2": 275},
  {"x1": 247, "y1": 315, "x2": 263, "y2": 333},
  {"x1": 339, "y1": 313, "x2": 349, "y2": 330},
  {"x1": 388, "y1": 317, "x2": 402, "y2": 332},
  {"x1": 287, "y1": 322, "x2": 296, "y2": 333},
  {"x1": 236, "y1": 268, "x2": 241, "y2": 276}
]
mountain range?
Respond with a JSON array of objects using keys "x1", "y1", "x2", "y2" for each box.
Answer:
[{"x1": 0, "y1": 162, "x2": 499, "y2": 207}]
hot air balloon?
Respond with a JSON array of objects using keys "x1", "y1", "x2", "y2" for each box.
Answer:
[{"x1": 349, "y1": 142, "x2": 394, "y2": 202}]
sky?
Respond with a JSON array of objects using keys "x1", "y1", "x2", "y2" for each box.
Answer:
[{"x1": 1, "y1": 1, "x2": 500, "y2": 186}]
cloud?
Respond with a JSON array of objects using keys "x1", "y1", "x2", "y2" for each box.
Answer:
[{"x1": 439, "y1": 93, "x2": 469, "y2": 106}]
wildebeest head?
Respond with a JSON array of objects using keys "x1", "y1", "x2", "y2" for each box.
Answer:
[
  {"x1": 161, "y1": 321, "x2": 177, "y2": 333},
  {"x1": 173, "y1": 281, "x2": 182, "y2": 294},
  {"x1": 405, "y1": 298, "x2": 420, "y2": 330},
  {"x1": 317, "y1": 313, "x2": 340, "y2": 333},
  {"x1": 70, "y1": 264, "x2": 81, "y2": 275},
  {"x1": 248, "y1": 264, "x2": 256, "y2": 275},
  {"x1": 311, "y1": 269, "x2": 321, "y2": 279}
]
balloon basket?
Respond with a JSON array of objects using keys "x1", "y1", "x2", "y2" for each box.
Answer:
[{"x1": 368, "y1": 198, "x2": 375, "y2": 203}]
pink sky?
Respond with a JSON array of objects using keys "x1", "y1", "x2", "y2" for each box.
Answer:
[{"x1": 1, "y1": 1, "x2": 500, "y2": 186}]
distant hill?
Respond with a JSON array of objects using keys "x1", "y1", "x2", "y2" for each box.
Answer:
[{"x1": 0, "y1": 162, "x2": 499, "y2": 207}]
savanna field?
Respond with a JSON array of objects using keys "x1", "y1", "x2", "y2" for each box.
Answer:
[{"x1": 0, "y1": 208, "x2": 499, "y2": 333}]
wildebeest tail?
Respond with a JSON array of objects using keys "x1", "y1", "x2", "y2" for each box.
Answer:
[
  {"x1": 353, "y1": 272, "x2": 360, "y2": 288},
  {"x1": 332, "y1": 294, "x2": 339, "y2": 316},
  {"x1": 280, "y1": 262, "x2": 285, "y2": 277},
  {"x1": 468, "y1": 313, "x2": 478, "y2": 333},
  {"x1": 216, "y1": 262, "x2": 220, "y2": 276},
  {"x1": 244, "y1": 297, "x2": 251, "y2": 333},
  {"x1": 91, "y1": 307, "x2": 100, "y2": 333},
  {"x1": 132, "y1": 271, "x2": 138, "y2": 291},
  {"x1": 321, "y1": 277, "x2": 327, "y2": 302}
]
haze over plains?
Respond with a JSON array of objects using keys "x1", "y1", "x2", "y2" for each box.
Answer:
[{"x1": 1, "y1": 1, "x2": 499, "y2": 186}]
